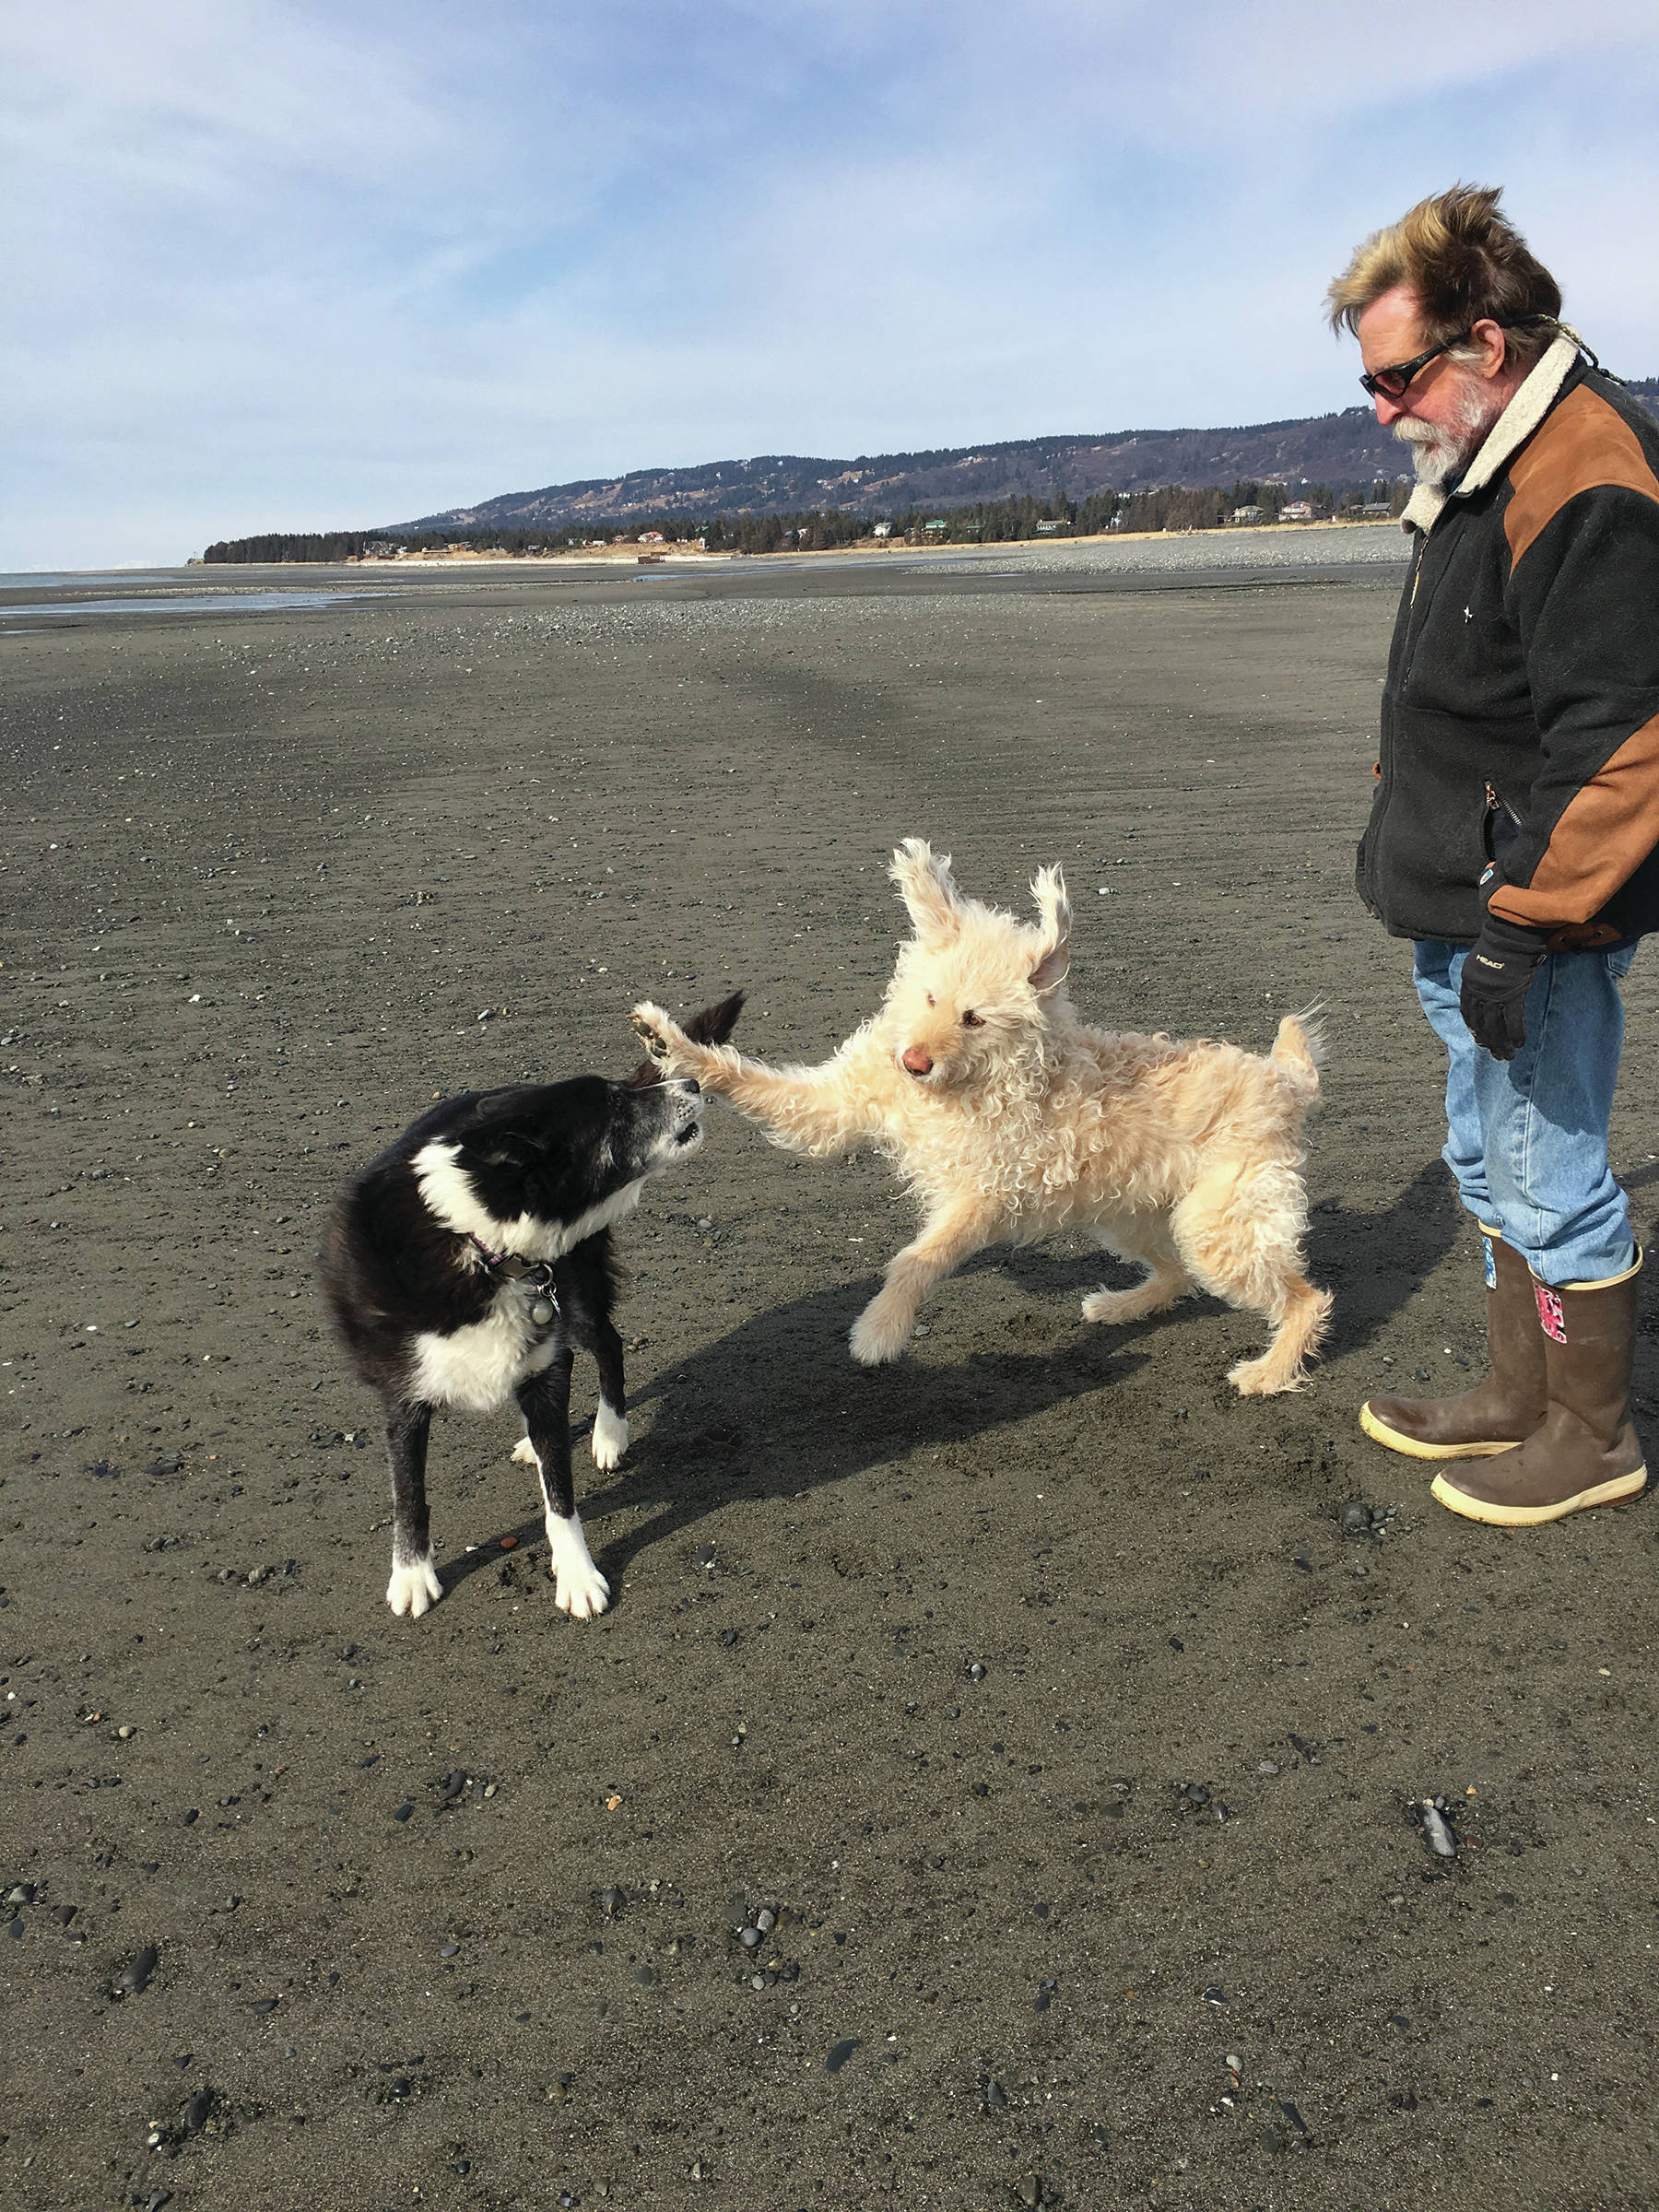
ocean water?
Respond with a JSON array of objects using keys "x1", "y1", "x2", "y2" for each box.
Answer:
[
  {"x1": 0, "y1": 588, "x2": 393, "y2": 621},
  {"x1": 0, "y1": 569, "x2": 196, "y2": 590}
]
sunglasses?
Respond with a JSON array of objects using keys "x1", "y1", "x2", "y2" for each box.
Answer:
[
  {"x1": 1359, "y1": 316, "x2": 1547, "y2": 402},
  {"x1": 1359, "y1": 338, "x2": 1461, "y2": 402}
]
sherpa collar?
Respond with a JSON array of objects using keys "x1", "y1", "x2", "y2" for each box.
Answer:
[{"x1": 1397, "y1": 329, "x2": 1584, "y2": 535}]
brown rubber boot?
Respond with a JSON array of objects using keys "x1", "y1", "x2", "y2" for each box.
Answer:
[
  {"x1": 1432, "y1": 1251, "x2": 1648, "y2": 1524},
  {"x1": 1359, "y1": 1229, "x2": 1547, "y2": 1458}
]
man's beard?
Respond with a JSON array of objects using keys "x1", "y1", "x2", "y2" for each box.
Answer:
[{"x1": 1392, "y1": 378, "x2": 1508, "y2": 486}]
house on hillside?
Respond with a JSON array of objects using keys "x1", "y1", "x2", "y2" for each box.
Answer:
[
  {"x1": 1231, "y1": 505, "x2": 1264, "y2": 524},
  {"x1": 1280, "y1": 500, "x2": 1315, "y2": 522},
  {"x1": 637, "y1": 530, "x2": 665, "y2": 545},
  {"x1": 872, "y1": 522, "x2": 893, "y2": 537}
]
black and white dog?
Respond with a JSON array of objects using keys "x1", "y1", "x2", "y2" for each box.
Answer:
[{"x1": 322, "y1": 998, "x2": 739, "y2": 1620}]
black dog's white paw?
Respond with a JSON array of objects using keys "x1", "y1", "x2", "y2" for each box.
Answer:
[
  {"x1": 545, "y1": 1512, "x2": 610, "y2": 1618},
  {"x1": 386, "y1": 1552, "x2": 442, "y2": 1618}
]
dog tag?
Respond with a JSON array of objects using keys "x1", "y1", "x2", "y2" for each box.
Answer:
[{"x1": 530, "y1": 1298, "x2": 556, "y2": 1327}]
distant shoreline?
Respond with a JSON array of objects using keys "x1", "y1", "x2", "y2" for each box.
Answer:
[{"x1": 288, "y1": 515, "x2": 1404, "y2": 570}]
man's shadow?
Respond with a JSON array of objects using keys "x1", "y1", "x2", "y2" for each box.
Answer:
[
  {"x1": 439, "y1": 1156, "x2": 1468, "y2": 1598},
  {"x1": 1305, "y1": 1156, "x2": 1467, "y2": 1357}
]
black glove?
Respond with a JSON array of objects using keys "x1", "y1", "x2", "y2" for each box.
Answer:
[{"x1": 1460, "y1": 910, "x2": 1546, "y2": 1060}]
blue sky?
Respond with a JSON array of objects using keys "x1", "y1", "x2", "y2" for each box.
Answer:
[{"x1": 6, "y1": 0, "x2": 1658, "y2": 569}]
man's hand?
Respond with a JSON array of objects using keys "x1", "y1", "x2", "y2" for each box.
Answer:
[{"x1": 1460, "y1": 911, "x2": 1546, "y2": 1059}]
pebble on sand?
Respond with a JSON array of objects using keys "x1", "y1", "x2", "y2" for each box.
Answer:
[
  {"x1": 1420, "y1": 1804, "x2": 1457, "y2": 1858},
  {"x1": 112, "y1": 1944, "x2": 159, "y2": 1998}
]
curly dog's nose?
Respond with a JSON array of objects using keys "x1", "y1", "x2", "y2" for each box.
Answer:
[{"x1": 901, "y1": 1046, "x2": 934, "y2": 1077}]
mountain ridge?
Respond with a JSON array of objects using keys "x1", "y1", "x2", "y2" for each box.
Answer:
[{"x1": 389, "y1": 380, "x2": 1659, "y2": 535}]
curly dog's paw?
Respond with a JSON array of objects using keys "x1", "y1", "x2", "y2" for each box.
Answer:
[
  {"x1": 629, "y1": 1002, "x2": 676, "y2": 1062},
  {"x1": 850, "y1": 1295, "x2": 912, "y2": 1366}
]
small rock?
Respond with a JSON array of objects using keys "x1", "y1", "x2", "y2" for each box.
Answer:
[
  {"x1": 982, "y1": 2077, "x2": 1007, "y2": 2109},
  {"x1": 755, "y1": 1908, "x2": 775, "y2": 1934},
  {"x1": 738, "y1": 1924, "x2": 762, "y2": 1948},
  {"x1": 1421, "y1": 1805, "x2": 1457, "y2": 1858},
  {"x1": 1203, "y1": 1985, "x2": 1227, "y2": 2006},
  {"x1": 599, "y1": 1887, "x2": 623, "y2": 1919},
  {"x1": 392, "y1": 1804, "x2": 414, "y2": 1823},
  {"x1": 967, "y1": 1660, "x2": 987, "y2": 1681},
  {"x1": 112, "y1": 1944, "x2": 159, "y2": 1998},
  {"x1": 1256, "y1": 1759, "x2": 1280, "y2": 1776},
  {"x1": 1338, "y1": 1500, "x2": 1371, "y2": 1536}
]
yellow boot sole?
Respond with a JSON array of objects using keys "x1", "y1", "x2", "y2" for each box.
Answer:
[
  {"x1": 1359, "y1": 1400, "x2": 1526, "y2": 1461},
  {"x1": 1430, "y1": 1465, "x2": 1648, "y2": 1525}
]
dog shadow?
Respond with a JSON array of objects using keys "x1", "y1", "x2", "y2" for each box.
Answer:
[
  {"x1": 597, "y1": 1276, "x2": 1157, "y2": 1582},
  {"x1": 433, "y1": 1159, "x2": 1464, "y2": 1601},
  {"x1": 435, "y1": 1270, "x2": 1151, "y2": 1598}
]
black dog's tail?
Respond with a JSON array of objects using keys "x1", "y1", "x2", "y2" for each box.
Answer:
[{"x1": 622, "y1": 990, "x2": 745, "y2": 1087}]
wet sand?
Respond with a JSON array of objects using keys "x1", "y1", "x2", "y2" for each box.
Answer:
[{"x1": 5, "y1": 549, "x2": 1657, "y2": 2209}]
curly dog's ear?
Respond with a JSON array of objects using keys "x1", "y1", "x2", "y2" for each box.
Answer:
[
  {"x1": 889, "y1": 838, "x2": 963, "y2": 945},
  {"x1": 1028, "y1": 863, "x2": 1070, "y2": 993}
]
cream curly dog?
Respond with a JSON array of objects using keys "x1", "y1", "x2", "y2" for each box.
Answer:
[{"x1": 631, "y1": 839, "x2": 1331, "y2": 1394}]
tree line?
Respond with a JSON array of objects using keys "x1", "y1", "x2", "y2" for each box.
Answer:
[{"x1": 202, "y1": 477, "x2": 1409, "y2": 564}]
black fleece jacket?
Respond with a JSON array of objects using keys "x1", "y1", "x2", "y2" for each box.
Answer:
[{"x1": 1357, "y1": 345, "x2": 1659, "y2": 947}]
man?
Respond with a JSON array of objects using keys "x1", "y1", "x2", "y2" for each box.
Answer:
[{"x1": 1327, "y1": 183, "x2": 1659, "y2": 1525}]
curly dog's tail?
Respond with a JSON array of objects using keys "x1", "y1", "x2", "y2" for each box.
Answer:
[{"x1": 1270, "y1": 1004, "x2": 1325, "y2": 1105}]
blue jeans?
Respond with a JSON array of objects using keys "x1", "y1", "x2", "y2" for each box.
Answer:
[{"x1": 1413, "y1": 938, "x2": 1638, "y2": 1286}]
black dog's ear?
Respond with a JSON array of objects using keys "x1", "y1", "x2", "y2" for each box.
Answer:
[{"x1": 466, "y1": 1129, "x2": 545, "y2": 1171}]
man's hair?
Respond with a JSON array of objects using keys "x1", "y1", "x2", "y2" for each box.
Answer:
[{"x1": 1327, "y1": 184, "x2": 1562, "y2": 371}]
